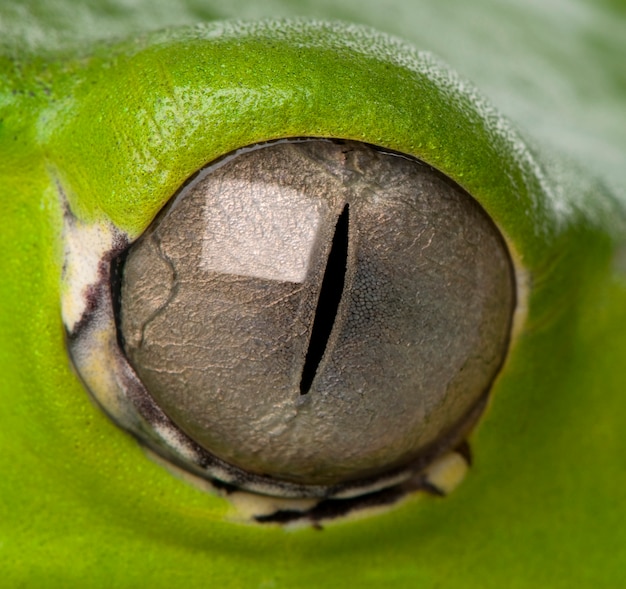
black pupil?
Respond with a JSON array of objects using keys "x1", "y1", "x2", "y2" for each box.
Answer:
[{"x1": 300, "y1": 203, "x2": 350, "y2": 394}]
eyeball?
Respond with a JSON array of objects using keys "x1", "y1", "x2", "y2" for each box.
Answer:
[{"x1": 65, "y1": 139, "x2": 514, "y2": 509}]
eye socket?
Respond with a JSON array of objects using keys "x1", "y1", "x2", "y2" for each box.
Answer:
[{"x1": 115, "y1": 139, "x2": 515, "y2": 488}]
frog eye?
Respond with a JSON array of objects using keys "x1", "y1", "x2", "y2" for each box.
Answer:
[{"x1": 65, "y1": 138, "x2": 515, "y2": 514}]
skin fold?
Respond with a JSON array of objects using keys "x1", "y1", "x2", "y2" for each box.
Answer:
[{"x1": 1, "y1": 1, "x2": 625, "y2": 587}]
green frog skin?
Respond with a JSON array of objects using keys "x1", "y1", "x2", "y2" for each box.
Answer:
[{"x1": 1, "y1": 1, "x2": 625, "y2": 587}]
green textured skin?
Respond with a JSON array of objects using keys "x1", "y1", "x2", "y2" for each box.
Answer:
[{"x1": 1, "y1": 2, "x2": 625, "y2": 587}]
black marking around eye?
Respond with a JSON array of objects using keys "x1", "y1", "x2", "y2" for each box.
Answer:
[
  {"x1": 252, "y1": 445, "x2": 471, "y2": 526},
  {"x1": 65, "y1": 280, "x2": 106, "y2": 343},
  {"x1": 254, "y1": 473, "x2": 436, "y2": 525},
  {"x1": 66, "y1": 234, "x2": 129, "y2": 342},
  {"x1": 300, "y1": 203, "x2": 350, "y2": 394},
  {"x1": 110, "y1": 247, "x2": 130, "y2": 351}
]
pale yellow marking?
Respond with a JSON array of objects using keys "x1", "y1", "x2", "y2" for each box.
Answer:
[
  {"x1": 144, "y1": 451, "x2": 320, "y2": 523},
  {"x1": 73, "y1": 321, "x2": 128, "y2": 423},
  {"x1": 61, "y1": 218, "x2": 117, "y2": 333},
  {"x1": 423, "y1": 451, "x2": 469, "y2": 495},
  {"x1": 228, "y1": 492, "x2": 318, "y2": 521}
]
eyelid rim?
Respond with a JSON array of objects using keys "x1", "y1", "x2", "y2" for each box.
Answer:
[{"x1": 42, "y1": 18, "x2": 572, "y2": 268}]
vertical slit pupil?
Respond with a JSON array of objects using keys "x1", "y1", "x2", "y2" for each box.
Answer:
[{"x1": 300, "y1": 203, "x2": 350, "y2": 395}]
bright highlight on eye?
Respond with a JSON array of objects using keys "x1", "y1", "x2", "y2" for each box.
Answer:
[{"x1": 116, "y1": 139, "x2": 515, "y2": 488}]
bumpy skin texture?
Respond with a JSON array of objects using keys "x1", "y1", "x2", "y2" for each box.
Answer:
[{"x1": 1, "y1": 2, "x2": 625, "y2": 588}]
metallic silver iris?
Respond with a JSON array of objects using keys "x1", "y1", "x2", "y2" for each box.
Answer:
[{"x1": 117, "y1": 139, "x2": 514, "y2": 488}]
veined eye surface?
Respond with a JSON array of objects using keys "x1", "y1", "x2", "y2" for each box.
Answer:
[{"x1": 116, "y1": 139, "x2": 514, "y2": 487}]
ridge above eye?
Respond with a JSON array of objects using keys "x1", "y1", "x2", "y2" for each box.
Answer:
[{"x1": 116, "y1": 138, "x2": 515, "y2": 488}]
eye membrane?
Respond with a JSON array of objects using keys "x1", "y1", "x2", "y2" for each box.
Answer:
[{"x1": 115, "y1": 139, "x2": 515, "y2": 489}]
